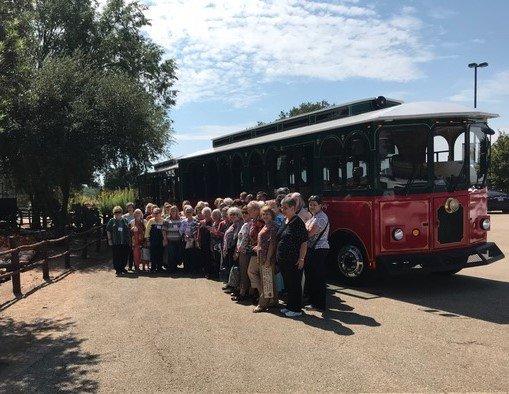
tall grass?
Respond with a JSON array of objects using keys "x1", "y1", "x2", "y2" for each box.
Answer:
[{"x1": 71, "y1": 188, "x2": 137, "y2": 216}]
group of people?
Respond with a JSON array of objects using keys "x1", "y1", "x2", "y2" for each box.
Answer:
[{"x1": 105, "y1": 188, "x2": 330, "y2": 317}]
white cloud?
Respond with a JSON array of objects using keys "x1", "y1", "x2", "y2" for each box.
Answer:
[
  {"x1": 141, "y1": 0, "x2": 433, "y2": 106},
  {"x1": 175, "y1": 122, "x2": 256, "y2": 141},
  {"x1": 449, "y1": 70, "x2": 509, "y2": 104}
]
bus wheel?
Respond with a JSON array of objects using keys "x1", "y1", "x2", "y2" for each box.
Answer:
[{"x1": 336, "y1": 244, "x2": 369, "y2": 285}]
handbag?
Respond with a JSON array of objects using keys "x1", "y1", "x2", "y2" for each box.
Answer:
[
  {"x1": 227, "y1": 265, "x2": 240, "y2": 288},
  {"x1": 141, "y1": 247, "x2": 150, "y2": 261},
  {"x1": 261, "y1": 265, "x2": 274, "y2": 298}
]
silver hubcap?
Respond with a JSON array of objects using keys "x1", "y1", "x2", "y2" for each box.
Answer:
[{"x1": 337, "y1": 245, "x2": 364, "y2": 278}]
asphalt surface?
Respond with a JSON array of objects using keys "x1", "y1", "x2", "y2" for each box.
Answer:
[{"x1": 1, "y1": 215, "x2": 508, "y2": 392}]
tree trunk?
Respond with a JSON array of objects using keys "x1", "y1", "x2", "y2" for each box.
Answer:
[{"x1": 58, "y1": 179, "x2": 71, "y2": 235}]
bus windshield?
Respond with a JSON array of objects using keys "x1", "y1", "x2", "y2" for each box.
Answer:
[{"x1": 378, "y1": 125, "x2": 429, "y2": 194}]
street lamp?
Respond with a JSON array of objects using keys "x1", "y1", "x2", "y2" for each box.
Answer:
[{"x1": 468, "y1": 62, "x2": 488, "y2": 108}]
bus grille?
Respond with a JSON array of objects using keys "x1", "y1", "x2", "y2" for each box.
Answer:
[{"x1": 438, "y1": 205, "x2": 464, "y2": 244}]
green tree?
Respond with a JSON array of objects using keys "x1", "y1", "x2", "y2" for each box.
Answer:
[
  {"x1": 0, "y1": 0, "x2": 176, "y2": 229},
  {"x1": 103, "y1": 162, "x2": 144, "y2": 190},
  {"x1": 488, "y1": 132, "x2": 509, "y2": 192},
  {"x1": 278, "y1": 100, "x2": 332, "y2": 119},
  {"x1": 0, "y1": 0, "x2": 33, "y2": 133}
]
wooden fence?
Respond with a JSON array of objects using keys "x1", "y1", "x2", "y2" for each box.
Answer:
[{"x1": 0, "y1": 225, "x2": 104, "y2": 298}]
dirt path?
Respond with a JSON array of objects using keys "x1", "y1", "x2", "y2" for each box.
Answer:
[{"x1": 1, "y1": 216, "x2": 508, "y2": 392}]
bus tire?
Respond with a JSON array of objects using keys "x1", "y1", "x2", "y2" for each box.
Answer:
[{"x1": 334, "y1": 243, "x2": 371, "y2": 285}]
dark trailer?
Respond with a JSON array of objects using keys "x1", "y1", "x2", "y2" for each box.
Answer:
[{"x1": 138, "y1": 158, "x2": 180, "y2": 205}]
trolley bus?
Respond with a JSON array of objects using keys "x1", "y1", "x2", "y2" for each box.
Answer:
[{"x1": 157, "y1": 97, "x2": 505, "y2": 283}]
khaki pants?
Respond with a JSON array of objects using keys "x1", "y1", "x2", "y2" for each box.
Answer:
[{"x1": 248, "y1": 255, "x2": 277, "y2": 308}]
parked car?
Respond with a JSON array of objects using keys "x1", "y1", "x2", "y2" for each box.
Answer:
[{"x1": 487, "y1": 190, "x2": 509, "y2": 213}]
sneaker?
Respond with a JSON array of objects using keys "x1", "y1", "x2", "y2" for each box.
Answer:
[
  {"x1": 253, "y1": 306, "x2": 266, "y2": 313},
  {"x1": 221, "y1": 285, "x2": 231, "y2": 291},
  {"x1": 284, "y1": 310, "x2": 303, "y2": 318},
  {"x1": 280, "y1": 308, "x2": 289, "y2": 314}
]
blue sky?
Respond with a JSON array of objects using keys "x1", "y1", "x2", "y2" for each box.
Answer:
[{"x1": 128, "y1": 0, "x2": 509, "y2": 160}]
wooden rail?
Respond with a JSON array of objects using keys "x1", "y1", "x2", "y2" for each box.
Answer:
[{"x1": 0, "y1": 225, "x2": 104, "y2": 298}]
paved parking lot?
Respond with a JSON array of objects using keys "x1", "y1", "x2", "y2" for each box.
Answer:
[{"x1": 1, "y1": 215, "x2": 508, "y2": 392}]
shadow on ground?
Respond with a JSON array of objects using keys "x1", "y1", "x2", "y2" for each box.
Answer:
[
  {"x1": 331, "y1": 271, "x2": 509, "y2": 325},
  {"x1": 299, "y1": 291, "x2": 381, "y2": 336},
  {"x1": 0, "y1": 317, "x2": 99, "y2": 392}
]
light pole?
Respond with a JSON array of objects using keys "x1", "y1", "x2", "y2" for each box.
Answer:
[{"x1": 468, "y1": 62, "x2": 488, "y2": 108}]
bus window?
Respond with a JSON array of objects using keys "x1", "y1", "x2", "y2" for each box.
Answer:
[
  {"x1": 345, "y1": 135, "x2": 369, "y2": 189},
  {"x1": 288, "y1": 155, "x2": 296, "y2": 186},
  {"x1": 378, "y1": 126, "x2": 428, "y2": 193},
  {"x1": 433, "y1": 125, "x2": 467, "y2": 189},
  {"x1": 320, "y1": 137, "x2": 343, "y2": 192},
  {"x1": 469, "y1": 125, "x2": 489, "y2": 187}
]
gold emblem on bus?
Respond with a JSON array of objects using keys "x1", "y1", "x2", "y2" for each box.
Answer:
[{"x1": 444, "y1": 197, "x2": 460, "y2": 214}]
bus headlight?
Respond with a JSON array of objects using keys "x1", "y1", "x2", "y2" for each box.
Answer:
[
  {"x1": 481, "y1": 218, "x2": 491, "y2": 230},
  {"x1": 393, "y1": 228, "x2": 404, "y2": 241},
  {"x1": 445, "y1": 197, "x2": 460, "y2": 214}
]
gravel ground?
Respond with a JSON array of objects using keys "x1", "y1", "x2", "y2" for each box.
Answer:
[{"x1": 0, "y1": 215, "x2": 508, "y2": 392}]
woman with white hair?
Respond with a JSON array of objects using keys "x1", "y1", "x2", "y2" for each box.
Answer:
[
  {"x1": 180, "y1": 205, "x2": 199, "y2": 274},
  {"x1": 221, "y1": 207, "x2": 243, "y2": 286},
  {"x1": 198, "y1": 206, "x2": 214, "y2": 278},
  {"x1": 291, "y1": 192, "x2": 312, "y2": 222},
  {"x1": 223, "y1": 197, "x2": 234, "y2": 207},
  {"x1": 276, "y1": 195, "x2": 309, "y2": 317},
  {"x1": 210, "y1": 209, "x2": 224, "y2": 277},
  {"x1": 163, "y1": 205, "x2": 182, "y2": 273}
]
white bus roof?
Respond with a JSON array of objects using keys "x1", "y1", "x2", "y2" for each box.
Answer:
[{"x1": 181, "y1": 101, "x2": 498, "y2": 160}]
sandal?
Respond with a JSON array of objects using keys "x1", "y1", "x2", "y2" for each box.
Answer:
[{"x1": 253, "y1": 306, "x2": 266, "y2": 313}]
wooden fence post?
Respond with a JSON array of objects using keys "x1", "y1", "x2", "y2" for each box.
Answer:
[
  {"x1": 9, "y1": 236, "x2": 22, "y2": 298},
  {"x1": 65, "y1": 235, "x2": 71, "y2": 268},
  {"x1": 81, "y1": 231, "x2": 88, "y2": 259},
  {"x1": 41, "y1": 241, "x2": 50, "y2": 282}
]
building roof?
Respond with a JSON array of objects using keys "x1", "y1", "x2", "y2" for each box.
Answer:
[{"x1": 180, "y1": 101, "x2": 498, "y2": 161}]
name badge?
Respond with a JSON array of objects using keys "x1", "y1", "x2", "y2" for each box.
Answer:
[
  {"x1": 156, "y1": 225, "x2": 162, "y2": 230},
  {"x1": 118, "y1": 227, "x2": 123, "y2": 232}
]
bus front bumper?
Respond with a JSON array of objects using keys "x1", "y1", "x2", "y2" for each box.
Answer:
[{"x1": 376, "y1": 242, "x2": 505, "y2": 273}]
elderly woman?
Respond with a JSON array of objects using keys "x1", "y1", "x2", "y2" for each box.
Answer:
[
  {"x1": 291, "y1": 192, "x2": 312, "y2": 223},
  {"x1": 276, "y1": 196, "x2": 309, "y2": 317},
  {"x1": 198, "y1": 207, "x2": 214, "y2": 278},
  {"x1": 106, "y1": 206, "x2": 131, "y2": 275},
  {"x1": 210, "y1": 209, "x2": 224, "y2": 278},
  {"x1": 214, "y1": 198, "x2": 223, "y2": 209},
  {"x1": 180, "y1": 200, "x2": 191, "y2": 217},
  {"x1": 130, "y1": 209, "x2": 146, "y2": 272},
  {"x1": 144, "y1": 203, "x2": 155, "y2": 220},
  {"x1": 145, "y1": 207, "x2": 165, "y2": 273},
  {"x1": 163, "y1": 205, "x2": 183, "y2": 273},
  {"x1": 162, "y1": 202, "x2": 172, "y2": 219},
  {"x1": 231, "y1": 206, "x2": 251, "y2": 302},
  {"x1": 252, "y1": 205, "x2": 279, "y2": 312},
  {"x1": 304, "y1": 195, "x2": 330, "y2": 312},
  {"x1": 221, "y1": 207, "x2": 244, "y2": 287},
  {"x1": 195, "y1": 201, "x2": 206, "y2": 221},
  {"x1": 223, "y1": 197, "x2": 234, "y2": 207},
  {"x1": 180, "y1": 205, "x2": 199, "y2": 274},
  {"x1": 246, "y1": 201, "x2": 265, "y2": 302}
]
